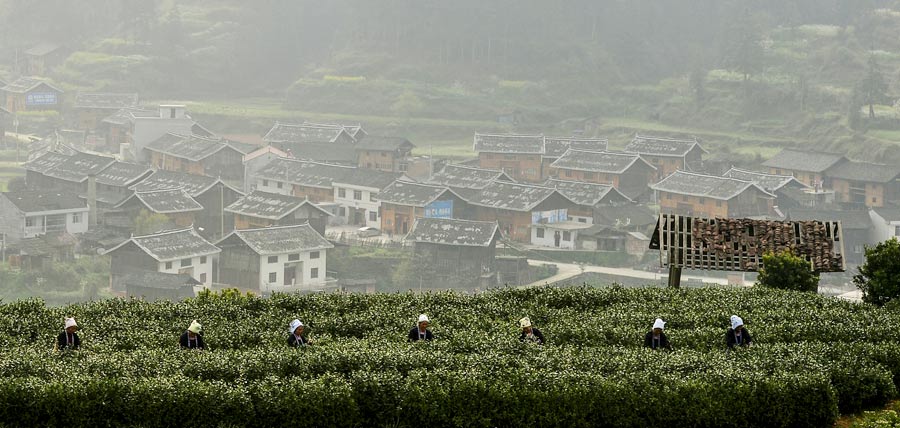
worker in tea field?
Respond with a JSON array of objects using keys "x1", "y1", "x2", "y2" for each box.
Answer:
[
  {"x1": 56, "y1": 317, "x2": 80, "y2": 351},
  {"x1": 179, "y1": 319, "x2": 205, "y2": 350},
  {"x1": 726, "y1": 315, "x2": 752, "y2": 349},
  {"x1": 408, "y1": 314, "x2": 434, "y2": 342},
  {"x1": 644, "y1": 318, "x2": 673, "y2": 351},
  {"x1": 287, "y1": 319, "x2": 309, "y2": 347},
  {"x1": 518, "y1": 317, "x2": 545, "y2": 344}
]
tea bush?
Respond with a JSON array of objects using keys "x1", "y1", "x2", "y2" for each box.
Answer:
[{"x1": 0, "y1": 286, "x2": 897, "y2": 427}]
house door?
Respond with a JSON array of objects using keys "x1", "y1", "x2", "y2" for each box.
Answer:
[
  {"x1": 353, "y1": 209, "x2": 364, "y2": 225},
  {"x1": 284, "y1": 262, "x2": 302, "y2": 286},
  {"x1": 554, "y1": 231, "x2": 561, "y2": 247}
]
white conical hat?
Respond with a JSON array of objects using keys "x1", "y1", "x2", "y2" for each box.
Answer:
[
  {"x1": 519, "y1": 317, "x2": 532, "y2": 328},
  {"x1": 65, "y1": 317, "x2": 77, "y2": 329},
  {"x1": 652, "y1": 318, "x2": 665, "y2": 330},
  {"x1": 289, "y1": 319, "x2": 304, "y2": 333},
  {"x1": 730, "y1": 315, "x2": 744, "y2": 330},
  {"x1": 418, "y1": 314, "x2": 429, "y2": 323}
]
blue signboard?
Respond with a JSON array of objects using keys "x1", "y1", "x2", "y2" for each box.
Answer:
[
  {"x1": 26, "y1": 92, "x2": 58, "y2": 106},
  {"x1": 425, "y1": 200, "x2": 453, "y2": 219},
  {"x1": 531, "y1": 209, "x2": 568, "y2": 224}
]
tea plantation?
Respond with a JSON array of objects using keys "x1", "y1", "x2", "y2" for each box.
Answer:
[{"x1": 1, "y1": 286, "x2": 898, "y2": 427}]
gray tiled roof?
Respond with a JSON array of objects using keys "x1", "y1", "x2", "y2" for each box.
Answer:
[
  {"x1": 334, "y1": 169, "x2": 401, "y2": 189},
  {"x1": 462, "y1": 181, "x2": 569, "y2": 211},
  {"x1": 145, "y1": 133, "x2": 233, "y2": 161},
  {"x1": 473, "y1": 133, "x2": 544, "y2": 154},
  {"x1": 624, "y1": 134, "x2": 706, "y2": 157},
  {"x1": 101, "y1": 107, "x2": 159, "y2": 126},
  {"x1": 354, "y1": 136, "x2": 414, "y2": 152},
  {"x1": 594, "y1": 204, "x2": 657, "y2": 227},
  {"x1": 225, "y1": 190, "x2": 330, "y2": 220},
  {"x1": 761, "y1": 148, "x2": 846, "y2": 173},
  {"x1": 406, "y1": 218, "x2": 500, "y2": 247},
  {"x1": 544, "y1": 137, "x2": 609, "y2": 158},
  {"x1": 375, "y1": 180, "x2": 454, "y2": 207},
  {"x1": 24, "y1": 151, "x2": 71, "y2": 174},
  {"x1": 272, "y1": 142, "x2": 358, "y2": 164},
  {"x1": 254, "y1": 158, "x2": 355, "y2": 189},
  {"x1": 826, "y1": 160, "x2": 900, "y2": 183},
  {"x1": 74, "y1": 93, "x2": 139, "y2": 110},
  {"x1": 650, "y1": 170, "x2": 774, "y2": 200},
  {"x1": 722, "y1": 167, "x2": 808, "y2": 193},
  {"x1": 1, "y1": 77, "x2": 63, "y2": 94},
  {"x1": 872, "y1": 206, "x2": 900, "y2": 222},
  {"x1": 550, "y1": 149, "x2": 653, "y2": 174},
  {"x1": 544, "y1": 179, "x2": 631, "y2": 206},
  {"x1": 130, "y1": 170, "x2": 222, "y2": 196},
  {"x1": 95, "y1": 161, "x2": 152, "y2": 187},
  {"x1": 427, "y1": 164, "x2": 514, "y2": 190},
  {"x1": 118, "y1": 189, "x2": 203, "y2": 214},
  {"x1": 42, "y1": 152, "x2": 116, "y2": 183},
  {"x1": 218, "y1": 224, "x2": 333, "y2": 255},
  {"x1": 787, "y1": 208, "x2": 872, "y2": 230},
  {"x1": 121, "y1": 269, "x2": 200, "y2": 289},
  {"x1": 302, "y1": 122, "x2": 366, "y2": 139},
  {"x1": 263, "y1": 123, "x2": 351, "y2": 144},
  {"x1": 3, "y1": 191, "x2": 87, "y2": 212},
  {"x1": 107, "y1": 227, "x2": 220, "y2": 261}
]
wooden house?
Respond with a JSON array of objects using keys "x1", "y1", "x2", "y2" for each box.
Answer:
[
  {"x1": 651, "y1": 170, "x2": 774, "y2": 218},
  {"x1": 543, "y1": 178, "x2": 631, "y2": 223},
  {"x1": 0, "y1": 191, "x2": 89, "y2": 245},
  {"x1": 263, "y1": 122, "x2": 357, "y2": 165},
  {"x1": 548, "y1": 149, "x2": 656, "y2": 200},
  {"x1": 225, "y1": 190, "x2": 332, "y2": 235},
  {"x1": 252, "y1": 157, "x2": 354, "y2": 203},
  {"x1": 122, "y1": 270, "x2": 199, "y2": 301},
  {"x1": 624, "y1": 134, "x2": 707, "y2": 181},
  {"x1": 824, "y1": 161, "x2": 900, "y2": 208},
  {"x1": 474, "y1": 133, "x2": 545, "y2": 183},
  {"x1": 73, "y1": 93, "x2": 139, "y2": 130},
  {"x1": 354, "y1": 135, "x2": 415, "y2": 172},
  {"x1": 761, "y1": 149, "x2": 847, "y2": 188},
  {"x1": 23, "y1": 151, "x2": 116, "y2": 194},
  {"x1": 722, "y1": 167, "x2": 810, "y2": 212},
  {"x1": 542, "y1": 137, "x2": 608, "y2": 179},
  {"x1": 114, "y1": 188, "x2": 202, "y2": 229},
  {"x1": 7, "y1": 232, "x2": 76, "y2": 271},
  {"x1": 216, "y1": 224, "x2": 334, "y2": 293},
  {"x1": 375, "y1": 180, "x2": 466, "y2": 236},
  {"x1": 23, "y1": 42, "x2": 65, "y2": 76},
  {"x1": 1, "y1": 77, "x2": 64, "y2": 112},
  {"x1": 81, "y1": 160, "x2": 153, "y2": 210},
  {"x1": 427, "y1": 163, "x2": 515, "y2": 192},
  {"x1": 130, "y1": 170, "x2": 244, "y2": 240},
  {"x1": 103, "y1": 227, "x2": 220, "y2": 290},
  {"x1": 405, "y1": 217, "x2": 501, "y2": 288},
  {"x1": 144, "y1": 133, "x2": 248, "y2": 185}
]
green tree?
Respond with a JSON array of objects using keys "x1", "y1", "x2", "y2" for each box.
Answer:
[
  {"x1": 721, "y1": 9, "x2": 765, "y2": 84},
  {"x1": 854, "y1": 238, "x2": 900, "y2": 306},
  {"x1": 853, "y1": 55, "x2": 890, "y2": 120},
  {"x1": 756, "y1": 250, "x2": 820, "y2": 292},
  {"x1": 133, "y1": 210, "x2": 171, "y2": 236}
]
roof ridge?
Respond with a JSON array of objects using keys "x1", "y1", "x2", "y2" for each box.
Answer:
[{"x1": 132, "y1": 226, "x2": 196, "y2": 239}]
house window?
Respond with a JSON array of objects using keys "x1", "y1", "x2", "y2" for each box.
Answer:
[
  {"x1": 565, "y1": 170, "x2": 573, "y2": 178},
  {"x1": 338, "y1": 188, "x2": 346, "y2": 198},
  {"x1": 288, "y1": 253, "x2": 300, "y2": 262},
  {"x1": 578, "y1": 218, "x2": 587, "y2": 223},
  {"x1": 895, "y1": 225, "x2": 900, "y2": 236},
  {"x1": 536, "y1": 228, "x2": 545, "y2": 238},
  {"x1": 268, "y1": 255, "x2": 279, "y2": 263},
  {"x1": 353, "y1": 190, "x2": 362, "y2": 200},
  {"x1": 716, "y1": 201, "x2": 723, "y2": 207},
  {"x1": 165, "y1": 261, "x2": 173, "y2": 270},
  {"x1": 277, "y1": 182, "x2": 283, "y2": 189},
  {"x1": 563, "y1": 231, "x2": 571, "y2": 241},
  {"x1": 310, "y1": 251, "x2": 320, "y2": 259},
  {"x1": 682, "y1": 195, "x2": 688, "y2": 202},
  {"x1": 200, "y1": 256, "x2": 207, "y2": 264},
  {"x1": 269, "y1": 272, "x2": 277, "y2": 283},
  {"x1": 370, "y1": 193, "x2": 376, "y2": 202},
  {"x1": 72, "y1": 213, "x2": 82, "y2": 223},
  {"x1": 339, "y1": 207, "x2": 346, "y2": 216},
  {"x1": 25, "y1": 217, "x2": 34, "y2": 227},
  {"x1": 200, "y1": 273, "x2": 207, "y2": 283},
  {"x1": 504, "y1": 155, "x2": 515, "y2": 161},
  {"x1": 699, "y1": 198, "x2": 706, "y2": 205},
  {"x1": 180, "y1": 258, "x2": 192, "y2": 267},
  {"x1": 525, "y1": 168, "x2": 536, "y2": 177},
  {"x1": 263, "y1": 179, "x2": 269, "y2": 187},
  {"x1": 369, "y1": 211, "x2": 377, "y2": 221},
  {"x1": 872, "y1": 197, "x2": 877, "y2": 204},
  {"x1": 583, "y1": 172, "x2": 595, "y2": 180},
  {"x1": 310, "y1": 268, "x2": 319, "y2": 279}
]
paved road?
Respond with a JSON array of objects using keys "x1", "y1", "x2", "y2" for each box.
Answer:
[{"x1": 520, "y1": 259, "x2": 743, "y2": 288}]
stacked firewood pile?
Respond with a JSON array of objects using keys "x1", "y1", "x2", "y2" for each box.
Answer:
[{"x1": 685, "y1": 218, "x2": 843, "y2": 272}]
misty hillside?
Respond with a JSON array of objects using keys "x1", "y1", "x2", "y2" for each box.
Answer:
[{"x1": 4, "y1": 1, "x2": 900, "y2": 161}]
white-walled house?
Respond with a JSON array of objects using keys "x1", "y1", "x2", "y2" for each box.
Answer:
[
  {"x1": 530, "y1": 221, "x2": 590, "y2": 249},
  {"x1": 216, "y1": 224, "x2": 334, "y2": 293},
  {"x1": 0, "y1": 191, "x2": 89, "y2": 244},
  {"x1": 870, "y1": 207, "x2": 900, "y2": 244},
  {"x1": 332, "y1": 169, "x2": 400, "y2": 228},
  {"x1": 103, "y1": 227, "x2": 220, "y2": 291}
]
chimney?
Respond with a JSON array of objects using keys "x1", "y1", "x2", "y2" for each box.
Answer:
[{"x1": 87, "y1": 174, "x2": 97, "y2": 228}]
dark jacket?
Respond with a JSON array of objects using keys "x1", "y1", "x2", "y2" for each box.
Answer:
[
  {"x1": 56, "y1": 331, "x2": 80, "y2": 350},
  {"x1": 726, "y1": 328, "x2": 752, "y2": 348},
  {"x1": 408, "y1": 327, "x2": 433, "y2": 342},
  {"x1": 644, "y1": 331, "x2": 672, "y2": 350},
  {"x1": 519, "y1": 327, "x2": 545, "y2": 344},
  {"x1": 287, "y1": 334, "x2": 309, "y2": 347},
  {"x1": 179, "y1": 331, "x2": 205, "y2": 350}
]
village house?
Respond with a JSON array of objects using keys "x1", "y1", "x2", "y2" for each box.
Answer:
[
  {"x1": 593, "y1": 203, "x2": 658, "y2": 234},
  {"x1": 144, "y1": 133, "x2": 249, "y2": 185},
  {"x1": 72, "y1": 92, "x2": 139, "y2": 130},
  {"x1": 253, "y1": 157, "x2": 354, "y2": 203},
  {"x1": 99, "y1": 107, "x2": 159, "y2": 152},
  {"x1": 473, "y1": 133, "x2": 545, "y2": 183},
  {"x1": 722, "y1": 167, "x2": 810, "y2": 212},
  {"x1": 23, "y1": 151, "x2": 116, "y2": 194},
  {"x1": 543, "y1": 178, "x2": 632, "y2": 223},
  {"x1": 130, "y1": 169, "x2": 244, "y2": 240},
  {"x1": 242, "y1": 145, "x2": 289, "y2": 193},
  {"x1": 354, "y1": 135, "x2": 415, "y2": 172},
  {"x1": 427, "y1": 163, "x2": 515, "y2": 192},
  {"x1": 332, "y1": 169, "x2": 401, "y2": 228},
  {"x1": 375, "y1": 180, "x2": 467, "y2": 236},
  {"x1": 460, "y1": 181, "x2": 582, "y2": 243},
  {"x1": 224, "y1": 190, "x2": 332, "y2": 235},
  {"x1": 787, "y1": 208, "x2": 872, "y2": 265},
  {"x1": 624, "y1": 134, "x2": 707, "y2": 181},
  {"x1": 6, "y1": 232, "x2": 77, "y2": 271},
  {"x1": 303, "y1": 122, "x2": 367, "y2": 140},
  {"x1": 574, "y1": 225, "x2": 649, "y2": 256},
  {"x1": 761, "y1": 148, "x2": 847, "y2": 188},
  {"x1": 105, "y1": 105, "x2": 204, "y2": 162},
  {"x1": 122, "y1": 270, "x2": 199, "y2": 301},
  {"x1": 0, "y1": 191, "x2": 89, "y2": 245},
  {"x1": 216, "y1": 224, "x2": 334, "y2": 293},
  {"x1": 80, "y1": 160, "x2": 154, "y2": 210},
  {"x1": 824, "y1": 161, "x2": 900, "y2": 208},
  {"x1": 869, "y1": 206, "x2": 900, "y2": 244},
  {"x1": 541, "y1": 136, "x2": 608, "y2": 178},
  {"x1": 405, "y1": 217, "x2": 501, "y2": 289},
  {"x1": 651, "y1": 170, "x2": 774, "y2": 218},
  {"x1": 262, "y1": 122, "x2": 357, "y2": 165},
  {"x1": 114, "y1": 188, "x2": 203, "y2": 229},
  {"x1": 22, "y1": 42, "x2": 66, "y2": 76},
  {"x1": 103, "y1": 227, "x2": 220, "y2": 290},
  {"x1": 548, "y1": 149, "x2": 656, "y2": 199},
  {"x1": 1, "y1": 77, "x2": 64, "y2": 112}
]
